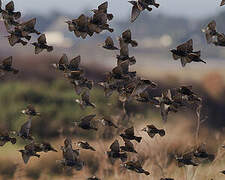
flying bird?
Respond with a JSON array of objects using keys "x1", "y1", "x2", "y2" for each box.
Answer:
[
  {"x1": 75, "y1": 114, "x2": 97, "y2": 131},
  {"x1": 122, "y1": 160, "x2": 150, "y2": 175},
  {"x1": 171, "y1": 39, "x2": 206, "y2": 67},
  {"x1": 120, "y1": 127, "x2": 142, "y2": 143},
  {"x1": 77, "y1": 141, "x2": 96, "y2": 151},
  {"x1": 120, "y1": 139, "x2": 137, "y2": 153},
  {"x1": 21, "y1": 104, "x2": 40, "y2": 117},
  {"x1": 31, "y1": 34, "x2": 53, "y2": 54},
  {"x1": 0, "y1": 129, "x2": 16, "y2": 146},
  {"x1": 102, "y1": 36, "x2": 118, "y2": 50},
  {"x1": 122, "y1": 29, "x2": 138, "y2": 47},
  {"x1": 0, "y1": 56, "x2": 19, "y2": 75},
  {"x1": 141, "y1": 124, "x2": 165, "y2": 138},
  {"x1": 202, "y1": 20, "x2": 218, "y2": 44}
]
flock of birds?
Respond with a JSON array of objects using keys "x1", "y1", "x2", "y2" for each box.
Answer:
[{"x1": 0, "y1": 0, "x2": 225, "y2": 179}]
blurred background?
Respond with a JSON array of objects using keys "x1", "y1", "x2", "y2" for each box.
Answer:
[{"x1": 0, "y1": 0, "x2": 225, "y2": 179}]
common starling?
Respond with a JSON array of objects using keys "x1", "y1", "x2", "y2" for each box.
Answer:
[
  {"x1": 98, "y1": 117, "x2": 118, "y2": 128},
  {"x1": 75, "y1": 90, "x2": 96, "y2": 109},
  {"x1": 0, "y1": 56, "x2": 19, "y2": 74},
  {"x1": 18, "y1": 143, "x2": 41, "y2": 164},
  {"x1": 18, "y1": 18, "x2": 40, "y2": 35},
  {"x1": 129, "y1": 0, "x2": 152, "y2": 23},
  {"x1": 102, "y1": 36, "x2": 118, "y2": 50},
  {"x1": 4, "y1": 1, "x2": 21, "y2": 19},
  {"x1": 107, "y1": 139, "x2": 127, "y2": 163},
  {"x1": 220, "y1": 170, "x2": 225, "y2": 175},
  {"x1": 120, "y1": 139, "x2": 137, "y2": 153},
  {"x1": 31, "y1": 34, "x2": 53, "y2": 54},
  {"x1": 21, "y1": 104, "x2": 40, "y2": 117},
  {"x1": 122, "y1": 29, "x2": 138, "y2": 47},
  {"x1": 0, "y1": 129, "x2": 16, "y2": 146},
  {"x1": 77, "y1": 141, "x2": 96, "y2": 151},
  {"x1": 117, "y1": 37, "x2": 136, "y2": 65},
  {"x1": 120, "y1": 127, "x2": 142, "y2": 143},
  {"x1": 171, "y1": 39, "x2": 206, "y2": 67},
  {"x1": 18, "y1": 118, "x2": 33, "y2": 140},
  {"x1": 65, "y1": 70, "x2": 84, "y2": 81},
  {"x1": 122, "y1": 160, "x2": 150, "y2": 175},
  {"x1": 202, "y1": 20, "x2": 218, "y2": 44},
  {"x1": 59, "y1": 138, "x2": 84, "y2": 170},
  {"x1": 92, "y1": 1, "x2": 113, "y2": 21},
  {"x1": 75, "y1": 114, "x2": 97, "y2": 131},
  {"x1": 221, "y1": 0, "x2": 225, "y2": 6},
  {"x1": 141, "y1": 124, "x2": 165, "y2": 138}
]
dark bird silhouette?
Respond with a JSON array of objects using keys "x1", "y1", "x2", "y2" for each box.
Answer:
[
  {"x1": 31, "y1": 34, "x2": 53, "y2": 54},
  {"x1": 58, "y1": 138, "x2": 84, "y2": 170},
  {"x1": 120, "y1": 139, "x2": 137, "y2": 153},
  {"x1": 18, "y1": 18, "x2": 40, "y2": 35},
  {"x1": 122, "y1": 160, "x2": 150, "y2": 175},
  {"x1": 92, "y1": 1, "x2": 113, "y2": 21},
  {"x1": 98, "y1": 117, "x2": 118, "y2": 128},
  {"x1": 18, "y1": 143, "x2": 41, "y2": 164},
  {"x1": 0, "y1": 129, "x2": 16, "y2": 146},
  {"x1": 171, "y1": 39, "x2": 206, "y2": 67},
  {"x1": 122, "y1": 29, "x2": 138, "y2": 47},
  {"x1": 202, "y1": 20, "x2": 218, "y2": 44},
  {"x1": 120, "y1": 127, "x2": 142, "y2": 143},
  {"x1": 75, "y1": 90, "x2": 96, "y2": 109},
  {"x1": 75, "y1": 114, "x2": 97, "y2": 131},
  {"x1": 77, "y1": 141, "x2": 96, "y2": 151},
  {"x1": 21, "y1": 104, "x2": 40, "y2": 117},
  {"x1": 128, "y1": 0, "x2": 152, "y2": 23},
  {"x1": 193, "y1": 145, "x2": 214, "y2": 161},
  {"x1": 102, "y1": 36, "x2": 118, "y2": 50},
  {"x1": 117, "y1": 37, "x2": 136, "y2": 65},
  {"x1": 107, "y1": 139, "x2": 127, "y2": 163},
  {"x1": 0, "y1": 56, "x2": 19, "y2": 74},
  {"x1": 220, "y1": 170, "x2": 225, "y2": 175},
  {"x1": 141, "y1": 124, "x2": 165, "y2": 138},
  {"x1": 18, "y1": 118, "x2": 33, "y2": 140},
  {"x1": 221, "y1": 0, "x2": 225, "y2": 6},
  {"x1": 175, "y1": 153, "x2": 198, "y2": 167},
  {"x1": 160, "y1": 178, "x2": 174, "y2": 180}
]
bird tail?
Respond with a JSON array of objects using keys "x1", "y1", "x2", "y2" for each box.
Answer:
[
  {"x1": 159, "y1": 129, "x2": 166, "y2": 137},
  {"x1": 131, "y1": 40, "x2": 138, "y2": 47},
  {"x1": 200, "y1": 59, "x2": 206, "y2": 64},
  {"x1": 47, "y1": 46, "x2": 53, "y2": 52},
  {"x1": 135, "y1": 136, "x2": 142, "y2": 143},
  {"x1": 108, "y1": 28, "x2": 114, "y2": 33},
  {"x1": 21, "y1": 40, "x2": 28, "y2": 46},
  {"x1": 144, "y1": 170, "x2": 150, "y2": 176},
  {"x1": 10, "y1": 138, "x2": 17, "y2": 144},
  {"x1": 154, "y1": 3, "x2": 160, "y2": 8}
]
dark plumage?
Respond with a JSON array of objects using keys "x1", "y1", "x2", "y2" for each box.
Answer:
[
  {"x1": 0, "y1": 129, "x2": 16, "y2": 146},
  {"x1": 102, "y1": 36, "x2": 118, "y2": 50},
  {"x1": 107, "y1": 140, "x2": 127, "y2": 163},
  {"x1": 21, "y1": 104, "x2": 40, "y2": 116},
  {"x1": 77, "y1": 141, "x2": 96, "y2": 151},
  {"x1": 120, "y1": 127, "x2": 142, "y2": 143},
  {"x1": 98, "y1": 117, "x2": 118, "y2": 128},
  {"x1": 31, "y1": 34, "x2": 53, "y2": 54},
  {"x1": 75, "y1": 90, "x2": 96, "y2": 109},
  {"x1": 141, "y1": 124, "x2": 165, "y2": 138},
  {"x1": 18, "y1": 118, "x2": 33, "y2": 140},
  {"x1": 75, "y1": 114, "x2": 97, "y2": 131},
  {"x1": 0, "y1": 56, "x2": 19, "y2": 74},
  {"x1": 123, "y1": 160, "x2": 150, "y2": 175},
  {"x1": 120, "y1": 139, "x2": 137, "y2": 153},
  {"x1": 122, "y1": 29, "x2": 138, "y2": 47}
]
